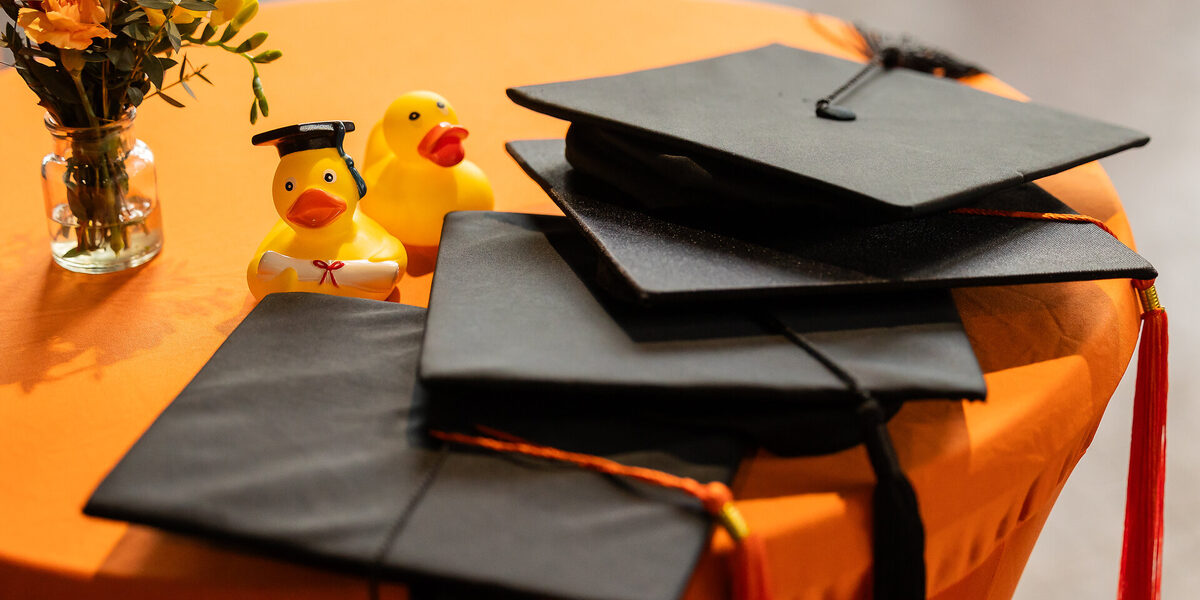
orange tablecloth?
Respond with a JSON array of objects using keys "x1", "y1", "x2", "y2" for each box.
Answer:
[{"x1": 0, "y1": 1, "x2": 1143, "y2": 599}]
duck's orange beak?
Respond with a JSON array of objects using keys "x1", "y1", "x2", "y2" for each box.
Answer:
[
  {"x1": 286, "y1": 188, "x2": 346, "y2": 228},
  {"x1": 417, "y1": 122, "x2": 469, "y2": 167}
]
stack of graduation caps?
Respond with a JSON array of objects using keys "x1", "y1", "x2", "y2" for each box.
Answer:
[{"x1": 87, "y1": 44, "x2": 1156, "y2": 600}]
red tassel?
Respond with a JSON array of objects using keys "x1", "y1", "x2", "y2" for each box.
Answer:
[
  {"x1": 730, "y1": 530, "x2": 773, "y2": 600},
  {"x1": 710, "y1": 498, "x2": 774, "y2": 600},
  {"x1": 1118, "y1": 282, "x2": 1168, "y2": 600}
]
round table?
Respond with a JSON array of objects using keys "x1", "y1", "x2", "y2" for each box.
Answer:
[{"x1": 0, "y1": 1, "x2": 1144, "y2": 599}]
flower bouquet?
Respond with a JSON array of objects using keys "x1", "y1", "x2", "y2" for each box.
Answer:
[{"x1": 0, "y1": 0, "x2": 281, "y2": 272}]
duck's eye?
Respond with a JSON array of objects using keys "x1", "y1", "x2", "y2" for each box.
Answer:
[
  {"x1": 436, "y1": 101, "x2": 446, "y2": 109},
  {"x1": 408, "y1": 111, "x2": 420, "y2": 121},
  {"x1": 322, "y1": 169, "x2": 337, "y2": 183},
  {"x1": 284, "y1": 178, "x2": 295, "y2": 191}
]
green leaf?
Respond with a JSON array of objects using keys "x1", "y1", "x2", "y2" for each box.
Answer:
[
  {"x1": 113, "y1": 9, "x2": 146, "y2": 27},
  {"x1": 123, "y1": 21, "x2": 155, "y2": 41},
  {"x1": 137, "y1": 0, "x2": 177, "y2": 9},
  {"x1": 25, "y1": 60, "x2": 77, "y2": 104},
  {"x1": 166, "y1": 21, "x2": 182, "y2": 52},
  {"x1": 250, "y1": 99, "x2": 258, "y2": 124},
  {"x1": 62, "y1": 247, "x2": 87, "y2": 259},
  {"x1": 126, "y1": 85, "x2": 145, "y2": 107},
  {"x1": 181, "y1": 80, "x2": 196, "y2": 99},
  {"x1": 251, "y1": 75, "x2": 263, "y2": 99},
  {"x1": 251, "y1": 49, "x2": 282, "y2": 63},
  {"x1": 149, "y1": 36, "x2": 175, "y2": 55},
  {"x1": 198, "y1": 23, "x2": 217, "y2": 43},
  {"x1": 175, "y1": 19, "x2": 201, "y2": 37},
  {"x1": 143, "y1": 54, "x2": 164, "y2": 88},
  {"x1": 218, "y1": 23, "x2": 239, "y2": 43},
  {"x1": 178, "y1": 0, "x2": 217, "y2": 10},
  {"x1": 158, "y1": 91, "x2": 185, "y2": 107},
  {"x1": 194, "y1": 68, "x2": 213, "y2": 84},
  {"x1": 235, "y1": 32, "x2": 267, "y2": 53},
  {"x1": 257, "y1": 94, "x2": 268, "y2": 117},
  {"x1": 108, "y1": 45, "x2": 135, "y2": 71},
  {"x1": 1, "y1": 1, "x2": 19, "y2": 21},
  {"x1": 21, "y1": 45, "x2": 57, "y2": 60}
]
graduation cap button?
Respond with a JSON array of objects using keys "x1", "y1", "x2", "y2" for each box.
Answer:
[{"x1": 815, "y1": 99, "x2": 856, "y2": 121}]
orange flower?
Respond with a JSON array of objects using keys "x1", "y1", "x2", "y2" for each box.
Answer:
[{"x1": 17, "y1": 0, "x2": 115, "y2": 51}]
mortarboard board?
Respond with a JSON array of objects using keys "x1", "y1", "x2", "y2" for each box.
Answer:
[
  {"x1": 419, "y1": 211, "x2": 990, "y2": 599},
  {"x1": 507, "y1": 44, "x2": 1149, "y2": 220},
  {"x1": 420, "y1": 210, "x2": 986, "y2": 454},
  {"x1": 85, "y1": 293, "x2": 744, "y2": 600},
  {"x1": 252, "y1": 120, "x2": 367, "y2": 198},
  {"x1": 505, "y1": 139, "x2": 1157, "y2": 305}
]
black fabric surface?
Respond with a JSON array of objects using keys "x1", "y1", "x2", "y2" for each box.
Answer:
[
  {"x1": 508, "y1": 44, "x2": 1148, "y2": 219},
  {"x1": 419, "y1": 211, "x2": 986, "y2": 456},
  {"x1": 85, "y1": 293, "x2": 743, "y2": 600},
  {"x1": 506, "y1": 139, "x2": 1156, "y2": 305}
]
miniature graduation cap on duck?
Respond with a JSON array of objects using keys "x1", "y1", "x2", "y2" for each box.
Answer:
[{"x1": 247, "y1": 121, "x2": 406, "y2": 301}]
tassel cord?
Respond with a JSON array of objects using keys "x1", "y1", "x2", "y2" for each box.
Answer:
[
  {"x1": 949, "y1": 208, "x2": 1167, "y2": 600},
  {"x1": 427, "y1": 429, "x2": 774, "y2": 600}
]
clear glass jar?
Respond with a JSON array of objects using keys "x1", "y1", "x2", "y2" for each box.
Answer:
[{"x1": 42, "y1": 108, "x2": 163, "y2": 273}]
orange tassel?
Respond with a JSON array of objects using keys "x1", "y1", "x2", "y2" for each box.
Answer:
[{"x1": 1118, "y1": 282, "x2": 1168, "y2": 600}]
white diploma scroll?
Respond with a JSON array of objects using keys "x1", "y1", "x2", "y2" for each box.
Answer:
[{"x1": 256, "y1": 251, "x2": 400, "y2": 294}]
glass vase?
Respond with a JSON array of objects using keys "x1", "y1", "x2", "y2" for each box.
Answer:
[{"x1": 41, "y1": 108, "x2": 163, "y2": 274}]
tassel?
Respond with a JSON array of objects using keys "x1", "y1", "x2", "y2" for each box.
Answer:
[
  {"x1": 1118, "y1": 281, "x2": 1168, "y2": 600},
  {"x1": 709, "y1": 494, "x2": 775, "y2": 600},
  {"x1": 773, "y1": 315, "x2": 927, "y2": 600},
  {"x1": 928, "y1": 210, "x2": 1170, "y2": 600},
  {"x1": 858, "y1": 397, "x2": 926, "y2": 600}
]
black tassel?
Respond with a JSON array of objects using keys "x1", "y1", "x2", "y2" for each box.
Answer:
[
  {"x1": 858, "y1": 397, "x2": 927, "y2": 600},
  {"x1": 771, "y1": 316, "x2": 928, "y2": 600},
  {"x1": 854, "y1": 24, "x2": 985, "y2": 79},
  {"x1": 815, "y1": 26, "x2": 986, "y2": 121}
]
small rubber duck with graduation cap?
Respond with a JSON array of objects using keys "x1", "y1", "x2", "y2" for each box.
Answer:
[{"x1": 247, "y1": 121, "x2": 407, "y2": 301}]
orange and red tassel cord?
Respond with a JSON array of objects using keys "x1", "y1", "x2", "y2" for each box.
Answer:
[
  {"x1": 429, "y1": 428, "x2": 774, "y2": 600},
  {"x1": 951, "y1": 207, "x2": 1168, "y2": 600}
]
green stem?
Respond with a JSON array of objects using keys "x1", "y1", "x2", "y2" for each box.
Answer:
[
  {"x1": 144, "y1": 63, "x2": 208, "y2": 99},
  {"x1": 69, "y1": 71, "x2": 100, "y2": 129},
  {"x1": 68, "y1": 71, "x2": 127, "y2": 252},
  {"x1": 101, "y1": 40, "x2": 111, "y2": 120}
]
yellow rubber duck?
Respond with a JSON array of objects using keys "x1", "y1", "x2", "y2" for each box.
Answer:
[
  {"x1": 361, "y1": 91, "x2": 493, "y2": 248},
  {"x1": 247, "y1": 121, "x2": 407, "y2": 301}
]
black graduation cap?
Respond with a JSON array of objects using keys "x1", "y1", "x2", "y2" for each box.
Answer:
[
  {"x1": 420, "y1": 211, "x2": 986, "y2": 450},
  {"x1": 252, "y1": 120, "x2": 367, "y2": 198},
  {"x1": 506, "y1": 139, "x2": 1157, "y2": 305},
  {"x1": 417, "y1": 211, "x2": 989, "y2": 598},
  {"x1": 507, "y1": 44, "x2": 1149, "y2": 220},
  {"x1": 84, "y1": 293, "x2": 743, "y2": 600}
]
